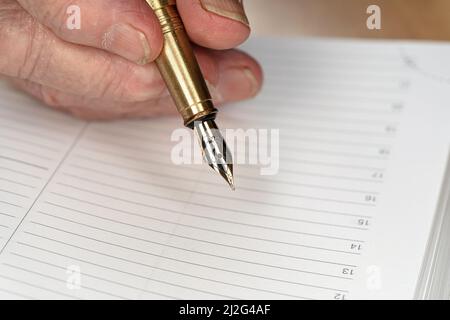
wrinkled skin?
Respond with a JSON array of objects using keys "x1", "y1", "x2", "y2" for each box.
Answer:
[{"x1": 0, "y1": 0, "x2": 263, "y2": 120}]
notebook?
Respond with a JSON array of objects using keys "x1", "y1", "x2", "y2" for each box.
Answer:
[{"x1": 1, "y1": 37, "x2": 450, "y2": 300}]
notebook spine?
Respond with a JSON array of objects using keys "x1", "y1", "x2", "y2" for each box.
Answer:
[{"x1": 415, "y1": 149, "x2": 450, "y2": 299}]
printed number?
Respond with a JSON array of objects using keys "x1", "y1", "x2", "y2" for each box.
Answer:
[
  {"x1": 350, "y1": 243, "x2": 362, "y2": 251},
  {"x1": 365, "y1": 195, "x2": 377, "y2": 203},
  {"x1": 379, "y1": 148, "x2": 391, "y2": 156},
  {"x1": 358, "y1": 219, "x2": 370, "y2": 227},
  {"x1": 334, "y1": 293, "x2": 347, "y2": 300},
  {"x1": 342, "y1": 268, "x2": 355, "y2": 276},
  {"x1": 372, "y1": 172, "x2": 384, "y2": 180}
]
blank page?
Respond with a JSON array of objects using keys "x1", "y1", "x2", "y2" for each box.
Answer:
[{"x1": 1, "y1": 37, "x2": 450, "y2": 300}]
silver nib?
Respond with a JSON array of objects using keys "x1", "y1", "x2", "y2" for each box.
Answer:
[{"x1": 194, "y1": 120, "x2": 235, "y2": 190}]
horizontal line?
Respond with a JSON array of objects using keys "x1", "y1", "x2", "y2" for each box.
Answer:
[
  {"x1": 11, "y1": 249, "x2": 235, "y2": 299},
  {"x1": 263, "y1": 58, "x2": 404, "y2": 69},
  {"x1": 278, "y1": 159, "x2": 386, "y2": 172},
  {"x1": 264, "y1": 81, "x2": 406, "y2": 94},
  {"x1": 0, "y1": 212, "x2": 16, "y2": 218},
  {"x1": 51, "y1": 186, "x2": 366, "y2": 242},
  {"x1": 80, "y1": 138, "x2": 170, "y2": 159},
  {"x1": 261, "y1": 120, "x2": 396, "y2": 137},
  {"x1": 0, "y1": 96, "x2": 78, "y2": 122},
  {"x1": 264, "y1": 68, "x2": 404, "y2": 80},
  {"x1": 36, "y1": 213, "x2": 353, "y2": 279},
  {"x1": 0, "y1": 166, "x2": 42, "y2": 180},
  {"x1": 0, "y1": 188, "x2": 29, "y2": 199},
  {"x1": 0, "y1": 224, "x2": 10, "y2": 229},
  {"x1": 2, "y1": 263, "x2": 127, "y2": 300},
  {"x1": 70, "y1": 154, "x2": 374, "y2": 218},
  {"x1": 266, "y1": 73, "x2": 403, "y2": 84},
  {"x1": 280, "y1": 132, "x2": 395, "y2": 144},
  {"x1": 74, "y1": 151, "x2": 386, "y2": 199},
  {"x1": 0, "y1": 155, "x2": 48, "y2": 170},
  {"x1": 0, "y1": 122, "x2": 65, "y2": 145},
  {"x1": 266, "y1": 82, "x2": 403, "y2": 96},
  {"x1": 89, "y1": 129, "x2": 168, "y2": 147},
  {"x1": 25, "y1": 229, "x2": 350, "y2": 293},
  {"x1": 281, "y1": 168, "x2": 383, "y2": 185},
  {"x1": 259, "y1": 89, "x2": 402, "y2": 106},
  {"x1": 82, "y1": 137, "x2": 163, "y2": 155},
  {"x1": 255, "y1": 89, "x2": 403, "y2": 103},
  {"x1": 0, "y1": 177, "x2": 36, "y2": 189},
  {"x1": 261, "y1": 63, "x2": 404, "y2": 73},
  {"x1": 0, "y1": 273, "x2": 79, "y2": 300},
  {"x1": 264, "y1": 50, "x2": 405, "y2": 64},
  {"x1": 62, "y1": 169, "x2": 370, "y2": 229},
  {"x1": 255, "y1": 51, "x2": 403, "y2": 62},
  {"x1": 264, "y1": 79, "x2": 403, "y2": 93},
  {"x1": 80, "y1": 138, "x2": 385, "y2": 189},
  {"x1": 76, "y1": 144, "x2": 171, "y2": 167},
  {"x1": 236, "y1": 174, "x2": 379, "y2": 197},
  {"x1": 62, "y1": 172, "x2": 374, "y2": 209},
  {"x1": 9, "y1": 252, "x2": 178, "y2": 300},
  {"x1": 15, "y1": 243, "x2": 235, "y2": 301},
  {"x1": 0, "y1": 200, "x2": 22, "y2": 208},
  {"x1": 43, "y1": 202, "x2": 359, "y2": 264},
  {"x1": 58, "y1": 178, "x2": 374, "y2": 219},
  {"x1": 68, "y1": 159, "x2": 373, "y2": 220},
  {"x1": 93, "y1": 120, "x2": 176, "y2": 134},
  {"x1": 16, "y1": 242, "x2": 312, "y2": 300},
  {"x1": 81, "y1": 146, "x2": 384, "y2": 192},
  {"x1": 0, "y1": 287, "x2": 35, "y2": 300},
  {"x1": 0, "y1": 133, "x2": 60, "y2": 152},
  {"x1": 47, "y1": 197, "x2": 365, "y2": 252},
  {"x1": 278, "y1": 136, "x2": 392, "y2": 150},
  {"x1": 79, "y1": 135, "x2": 388, "y2": 176},
  {"x1": 229, "y1": 110, "x2": 400, "y2": 127},
  {"x1": 0, "y1": 110, "x2": 73, "y2": 134},
  {"x1": 267, "y1": 74, "x2": 403, "y2": 86},
  {"x1": 70, "y1": 163, "x2": 379, "y2": 203},
  {"x1": 280, "y1": 147, "x2": 389, "y2": 161},
  {"x1": 260, "y1": 55, "x2": 404, "y2": 66},
  {"x1": 254, "y1": 97, "x2": 401, "y2": 115},
  {"x1": 253, "y1": 104, "x2": 399, "y2": 120},
  {"x1": 0, "y1": 143, "x2": 53, "y2": 161}
]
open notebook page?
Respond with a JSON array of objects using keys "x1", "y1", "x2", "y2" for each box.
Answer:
[{"x1": 1, "y1": 37, "x2": 450, "y2": 300}]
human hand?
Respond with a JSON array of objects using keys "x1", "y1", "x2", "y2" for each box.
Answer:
[{"x1": 0, "y1": 0, "x2": 262, "y2": 120}]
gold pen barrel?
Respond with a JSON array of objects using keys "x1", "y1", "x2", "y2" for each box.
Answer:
[{"x1": 147, "y1": 0, "x2": 218, "y2": 128}]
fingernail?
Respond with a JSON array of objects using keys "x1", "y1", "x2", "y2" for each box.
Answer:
[
  {"x1": 102, "y1": 24, "x2": 151, "y2": 65},
  {"x1": 218, "y1": 67, "x2": 259, "y2": 100},
  {"x1": 200, "y1": 0, "x2": 250, "y2": 26},
  {"x1": 205, "y1": 80, "x2": 224, "y2": 104}
]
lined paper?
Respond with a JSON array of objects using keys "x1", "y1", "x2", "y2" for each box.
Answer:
[{"x1": 1, "y1": 38, "x2": 450, "y2": 300}]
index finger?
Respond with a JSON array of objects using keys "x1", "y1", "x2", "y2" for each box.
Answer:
[{"x1": 17, "y1": 0, "x2": 164, "y2": 64}]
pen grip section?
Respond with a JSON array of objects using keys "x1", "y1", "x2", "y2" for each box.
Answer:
[{"x1": 148, "y1": 0, "x2": 218, "y2": 127}]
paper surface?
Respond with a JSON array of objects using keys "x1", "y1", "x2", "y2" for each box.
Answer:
[{"x1": 1, "y1": 37, "x2": 450, "y2": 300}]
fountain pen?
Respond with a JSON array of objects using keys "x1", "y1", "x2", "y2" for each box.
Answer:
[{"x1": 146, "y1": 0, "x2": 235, "y2": 190}]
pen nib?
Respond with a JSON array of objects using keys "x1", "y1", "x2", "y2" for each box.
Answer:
[
  {"x1": 220, "y1": 162, "x2": 235, "y2": 191},
  {"x1": 194, "y1": 120, "x2": 235, "y2": 191}
]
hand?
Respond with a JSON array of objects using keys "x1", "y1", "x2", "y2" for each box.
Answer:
[{"x1": 0, "y1": 0, "x2": 263, "y2": 120}]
